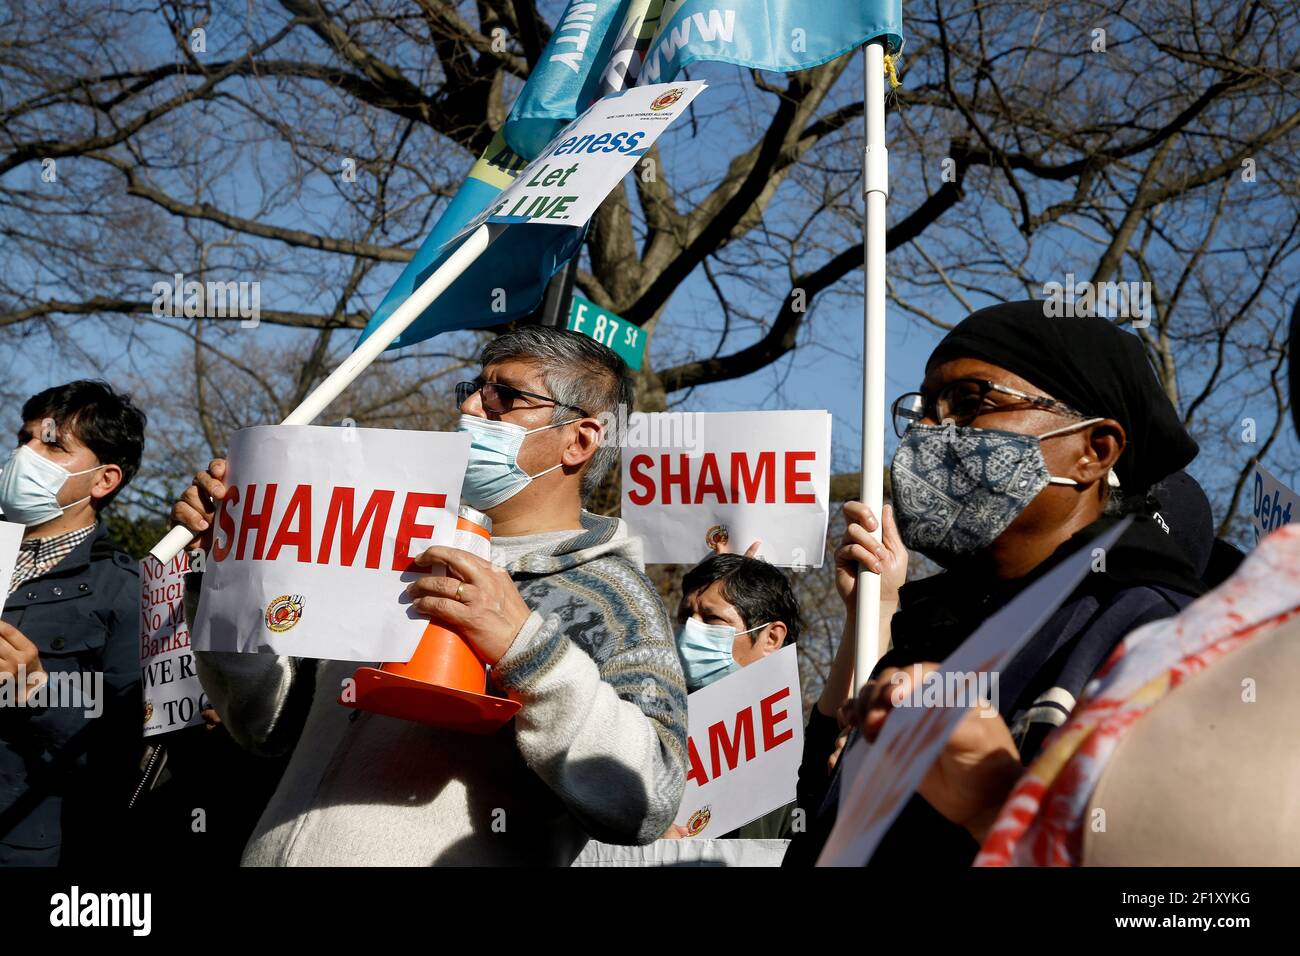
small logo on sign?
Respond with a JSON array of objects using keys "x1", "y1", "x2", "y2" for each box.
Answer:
[
  {"x1": 143, "y1": 701, "x2": 154, "y2": 724},
  {"x1": 685, "y1": 805, "x2": 712, "y2": 836},
  {"x1": 705, "y1": 525, "x2": 729, "y2": 550},
  {"x1": 265, "y1": 594, "x2": 305, "y2": 633},
  {"x1": 650, "y1": 88, "x2": 685, "y2": 111}
]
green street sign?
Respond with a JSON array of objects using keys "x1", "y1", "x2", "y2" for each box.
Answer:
[{"x1": 566, "y1": 293, "x2": 645, "y2": 370}]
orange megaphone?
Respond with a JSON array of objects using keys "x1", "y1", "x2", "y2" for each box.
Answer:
[{"x1": 340, "y1": 505, "x2": 521, "y2": 734}]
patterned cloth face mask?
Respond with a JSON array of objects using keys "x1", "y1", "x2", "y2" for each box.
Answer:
[{"x1": 890, "y1": 419, "x2": 1113, "y2": 567}]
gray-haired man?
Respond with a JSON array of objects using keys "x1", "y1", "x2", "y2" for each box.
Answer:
[{"x1": 172, "y1": 326, "x2": 687, "y2": 865}]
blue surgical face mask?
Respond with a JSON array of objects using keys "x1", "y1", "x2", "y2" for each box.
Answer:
[
  {"x1": 890, "y1": 418, "x2": 1110, "y2": 567},
  {"x1": 456, "y1": 414, "x2": 575, "y2": 511},
  {"x1": 0, "y1": 445, "x2": 104, "y2": 527},
  {"x1": 675, "y1": 616, "x2": 768, "y2": 692}
]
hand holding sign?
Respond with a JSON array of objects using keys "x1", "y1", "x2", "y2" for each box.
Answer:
[
  {"x1": 841, "y1": 662, "x2": 1020, "y2": 841},
  {"x1": 818, "y1": 521, "x2": 1130, "y2": 866},
  {"x1": 407, "y1": 545, "x2": 532, "y2": 666},
  {"x1": 172, "y1": 458, "x2": 232, "y2": 552},
  {"x1": 834, "y1": 501, "x2": 907, "y2": 610},
  {"x1": 0, "y1": 621, "x2": 45, "y2": 701},
  {"x1": 709, "y1": 535, "x2": 762, "y2": 558}
]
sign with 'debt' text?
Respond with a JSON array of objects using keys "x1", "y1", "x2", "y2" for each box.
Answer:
[
  {"x1": 619, "y1": 410, "x2": 831, "y2": 566},
  {"x1": 191, "y1": 425, "x2": 469, "y2": 662}
]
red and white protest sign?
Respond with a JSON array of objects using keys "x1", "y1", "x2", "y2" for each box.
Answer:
[
  {"x1": 140, "y1": 551, "x2": 206, "y2": 736},
  {"x1": 674, "y1": 645, "x2": 803, "y2": 838},
  {"x1": 191, "y1": 424, "x2": 469, "y2": 661},
  {"x1": 817, "y1": 521, "x2": 1129, "y2": 866},
  {"x1": 620, "y1": 410, "x2": 831, "y2": 566}
]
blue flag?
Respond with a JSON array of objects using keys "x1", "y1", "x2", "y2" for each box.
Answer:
[
  {"x1": 354, "y1": 129, "x2": 584, "y2": 350},
  {"x1": 637, "y1": 0, "x2": 902, "y2": 83},
  {"x1": 504, "y1": 0, "x2": 638, "y2": 160},
  {"x1": 356, "y1": 1, "x2": 636, "y2": 351}
]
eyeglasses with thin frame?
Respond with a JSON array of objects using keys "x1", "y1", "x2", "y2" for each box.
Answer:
[
  {"x1": 455, "y1": 378, "x2": 590, "y2": 418},
  {"x1": 891, "y1": 378, "x2": 1086, "y2": 438}
]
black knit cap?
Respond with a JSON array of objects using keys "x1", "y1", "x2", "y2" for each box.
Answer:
[{"x1": 926, "y1": 300, "x2": 1198, "y2": 493}]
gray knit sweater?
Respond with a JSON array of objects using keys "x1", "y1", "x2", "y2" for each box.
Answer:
[{"x1": 187, "y1": 511, "x2": 687, "y2": 866}]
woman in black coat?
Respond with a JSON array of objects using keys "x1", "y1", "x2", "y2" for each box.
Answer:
[{"x1": 786, "y1": 300, "x2": 1206, "y2": 867}]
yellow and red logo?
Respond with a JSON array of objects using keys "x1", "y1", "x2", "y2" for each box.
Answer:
[
  {"x1": 650, "y1": 88, "x2": 685, "y2": 111},
  {"x1": 705, "y1": 525, "x2": 729, "y2": 550},
  {"x1": 685, "y1": 805, "x2": 712, "y2": 837},
  {"x1": 143, "y1": 701, "x2": 154, "y2": 724},
  {"x1": 265, "y1": 594, "x2": 305, "y2": 633}
]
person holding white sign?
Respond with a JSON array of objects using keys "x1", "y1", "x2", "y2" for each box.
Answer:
[
  {"x1": 670, "y1": 552, "x2": 806, "y2": 838},
  {"x1": 975, "y1": 295, "x2": 1300, "y2": 866},
  {"x1": 172, "y1": 327, "x2": 688, "y2": 866},
  {"x1": 784, "y1": 302, "x2": 1209, "y2": 867}
]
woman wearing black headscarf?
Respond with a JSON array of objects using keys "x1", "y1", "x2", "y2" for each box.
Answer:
[{"x1": 785, "y1": 300, "x2": 1206, "y2": 867}]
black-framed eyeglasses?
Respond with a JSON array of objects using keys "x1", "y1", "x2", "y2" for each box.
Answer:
[
  {"x1": 891, "y1": 378, "x2": 1086, "y2": 438},
  {"x1": 455, "y1": 378, "x2": 590, "y2": 417}
]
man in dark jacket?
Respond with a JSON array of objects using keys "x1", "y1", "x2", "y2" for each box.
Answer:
[{"x1": 0, "y1": 380, "x2": 146, "y2": 865}]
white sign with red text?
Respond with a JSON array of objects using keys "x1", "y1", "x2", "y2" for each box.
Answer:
[
  {"x1": 191, "y1": 424, "x2": 470, "y2": 661},
  {"x1": 140, "y1": 551, "x2": 206, "y2": 736},
  {"x1": 674, "y1": 644, "x2": 803, "y2": 838},
  {"x1": 620, "y1": 410, "x2": 831, "y2": 566}
]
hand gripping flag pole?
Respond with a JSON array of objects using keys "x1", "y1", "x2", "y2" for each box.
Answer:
[
  {"x1": 854, "y1": 39, "x2": 891, "y2": 690},
  {"x1": 148, "y1": 222, "x2": 501, "y2": 565}
]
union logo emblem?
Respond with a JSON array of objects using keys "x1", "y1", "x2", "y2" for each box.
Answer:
[
  {"x1": 265, "y1": 594, "x2": 305, "y2": 633},
  {"x1": 650, "y1": 88, "x2": 684, "y2": 111},
  {"x1": 705, "y1": 525, "x2": 729, "y2": 550},
  {"x1": 143, "y1": 701, "x2": 154, "y2": 724},
  {"x1": 685, "y1": 805, "x2": 712, "y2": 837}
]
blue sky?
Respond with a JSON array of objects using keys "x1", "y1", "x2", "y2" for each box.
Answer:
[{"x1": 2, "y1": 3, "x2": 1294, "y2": 548}]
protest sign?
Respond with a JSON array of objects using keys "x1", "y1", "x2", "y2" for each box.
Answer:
[
  {"x1": 0, "y1": 521, "x2": 21, "y2": 615},
  {"x1": 140, "y1": 551, "x2": 205, "y2": 736},
  {"x1": 817, "y1": 521, "x2": 1129, "y2": 866},
  {"x1": 620, "y1": 410, "x2": 831, "y2": 566},
  {"x1": 674, "y1": 644, "x2": 803, "y2": 838},
  {"x1": 1249, "y1": 463, "x2": 1297, "y2": 545},
  {"x1": 192, "y1": 424, "x2": 470, "y2": 662},
  {"x1": 457, "y1": 80, "x2": 707, "y2": 237}
]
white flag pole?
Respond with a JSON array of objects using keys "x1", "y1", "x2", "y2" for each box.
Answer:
[
  {"x1": 853, "y1": 40, "x2": 889, "y2": 690},
  {"x1": 149, "y1": 221, "x2": 503, "y2": 564}
]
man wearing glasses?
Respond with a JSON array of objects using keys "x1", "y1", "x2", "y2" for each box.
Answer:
[{"x1": 170, "y1": 326, "x2": 687, "y2": 866}]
